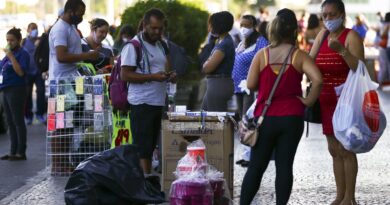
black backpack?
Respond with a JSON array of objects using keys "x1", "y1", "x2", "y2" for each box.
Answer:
[{"x1": 34, "y1": 32, "x2": 50, "y2": 73}]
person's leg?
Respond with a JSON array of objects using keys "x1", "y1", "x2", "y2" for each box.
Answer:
[
  {"x1": 24, "y1": 75, "x2": 34, "y2": 123},
  {"x1": 274, "y1": 117, "x2": 303, "y2": 205},
  {"x1": 2, "y1": 89, "x2": 18, "y2": 156},
  {"x1": 326, "y1": 136, "x2": 346, "y2": 205},
  {"x1": 130, "y1": 104, "x2": 157, "y2": 174},
  {"x1": 242, "y1": 93, "x2": 255, "y2": 115},
  {"x1": 7, "y1": 87, "x2": 27, "y2": 157},
  {"x1": 240, "y1": 117, "x2": 277, "y2": 205},
  {"x1": 35, "y1": 74, "x2": 47, "y2": 120},
  {"x1": 339, "y1": 143, "x2": 358, "y2": 205},
  {"x1": 235, "y1": 93, "x2": 244, "y2": 117}
]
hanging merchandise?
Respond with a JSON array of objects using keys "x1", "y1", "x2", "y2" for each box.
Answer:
[
  {"x1": 332, "y1": 60, "x2": 386, "y2": 153},
  {"x1": 111, "y1": 111, "x2": 132, "y2": 148}
]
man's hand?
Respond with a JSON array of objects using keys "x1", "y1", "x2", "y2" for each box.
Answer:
[
  {"x1": 152, "y1": 71, "x2": 169, "y2": 82},
  {"x1": 87, "y1": 50, "x2": 100, "y2": 60},
  {"x1": 167, "y1": 71, "x2": 177, "y2": 83}
]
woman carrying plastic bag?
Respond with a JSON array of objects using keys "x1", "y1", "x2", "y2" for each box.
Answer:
[{"x1": 333, "y1": 60, "x2": 386, "y2": 153}]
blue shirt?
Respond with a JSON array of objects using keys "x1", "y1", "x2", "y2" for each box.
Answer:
[
  {"x1": 22, "y1": 37, "x2": 39, "y2": 75},
  {"x1": 232, "y1": 36, "x2": 269, "y2": 93},
  {"x1": 210, "y1": 34, "x2": 235, "y2": 75},
  {"x1": 0, "y1": 47, "x2": 30, "y2": 90}
]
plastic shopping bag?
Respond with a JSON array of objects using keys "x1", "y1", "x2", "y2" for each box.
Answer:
[{"x1": 332, "y1": 60, "x2": 386, "y2": 153}]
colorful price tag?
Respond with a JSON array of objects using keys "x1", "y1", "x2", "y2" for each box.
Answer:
[
  {"x1": 94, "y1": 95, "x2": 103, "y2": 112},
  {"x1": 48, "y1": 98, "x2": 56, "y2": 114},
  {"x1": 56, "y1": 112, "x2": 65, "y2": 129},
  {"x1": 56, "y1": 95, "x2": 65, "y2": 112},
  {"x1": 47, "y1": 114, "x2": 56, "y2": 131},
  {"x1": 75, "y1": 76, "x2": 84, "y2": 95}
]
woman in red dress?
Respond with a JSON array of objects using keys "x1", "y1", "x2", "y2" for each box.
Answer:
[{"x1": 311, "y1": 0, "x2": 364, "y2": 204}]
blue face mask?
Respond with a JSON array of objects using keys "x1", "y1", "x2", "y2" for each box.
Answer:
[
  {"x1": 324, "y1": 16, "x2": 344, "y2": 32},
  {"x1": 30, "y1": 29, "x2": 38, "y2": 38}
]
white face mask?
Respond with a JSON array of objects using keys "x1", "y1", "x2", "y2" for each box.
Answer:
[
  {"x1": 240, "y1": 27, "x2": 254, "y2": 38},
  {"x1": 324, "y1": 16, "x2": 344, "y2": 32},
  {"x1": 122, "y1": 37, "x2": 129, "y2": 42},
  {"x1": 92, "y1": 31, "x2": 100, "y2": 44}
]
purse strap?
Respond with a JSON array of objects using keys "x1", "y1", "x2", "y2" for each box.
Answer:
[{"x1": 256, "y1": 45, "x2": 295, "y2": 127}]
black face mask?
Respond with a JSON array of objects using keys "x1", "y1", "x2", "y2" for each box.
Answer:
[{"x1": 70, "y1": 14, "x2": 83, "y2": 25}]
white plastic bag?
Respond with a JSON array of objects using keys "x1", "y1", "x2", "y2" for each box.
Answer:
[{"x1": 332, "y1": 60, "x2": 386, "y2": 153}]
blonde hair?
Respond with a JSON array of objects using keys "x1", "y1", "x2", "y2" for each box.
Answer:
[{"x1": 267, "y1": 15, "x2": 297, "y2": 47}]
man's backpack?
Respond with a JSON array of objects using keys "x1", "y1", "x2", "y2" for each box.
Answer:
[
  {"x1": 34, "y1": 32, "x2": 50, "y2": 73},
  {"x1": 167, "y1": 41, "x2": 191, "y2": 76},
  {"x1": 109, "y1": 40, "x2": 142, "y2": 112},
  {"x1": 109, "y1": 37, "x2": 169, "y2": 112}
]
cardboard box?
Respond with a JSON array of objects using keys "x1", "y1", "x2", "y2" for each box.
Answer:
[{"x1": 161, "y1": 117, "x2": 234, "y2": 196}]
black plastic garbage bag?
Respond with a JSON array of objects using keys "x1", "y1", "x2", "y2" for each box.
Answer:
[{"x1": 64, "y1": 145, "x2": 166, "y2": 205}]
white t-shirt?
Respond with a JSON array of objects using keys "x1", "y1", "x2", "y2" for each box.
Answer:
[
  {"x1": 121, "y1": 35, "x2": 167, "y2": 106},
  {"x1": 48, "y1": 19, "x2": 82, "y2": 80}
]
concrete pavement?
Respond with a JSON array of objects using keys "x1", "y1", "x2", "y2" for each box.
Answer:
[{"x1": 1, "y1": 91, "x2": 390, "y2": 205}]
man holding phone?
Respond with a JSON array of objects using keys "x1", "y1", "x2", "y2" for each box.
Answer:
[{"x1": 120, "y1": 8, "x2": 176, "y2": 175}]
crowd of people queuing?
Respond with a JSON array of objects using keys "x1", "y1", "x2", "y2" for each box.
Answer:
[{"x1": 0, "y1": 0, "x2": 388, "y2": 204}]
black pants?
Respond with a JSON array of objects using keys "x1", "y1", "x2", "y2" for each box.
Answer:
[
  {"x1": 240, "y1": 116, "x2": 304, "y2": 205},
  {"x1": 236, "y1": 93, "x2": 254, "y2": 118},
  {"x1": 129, "y1": 104, "x2": 163, "y2": 159},
  {"x1": 2, "y1": 86, "x2": 27, "y2": 156},
  {"x1": 25, "y1": 73, "x2": 46, "y2": 118}
]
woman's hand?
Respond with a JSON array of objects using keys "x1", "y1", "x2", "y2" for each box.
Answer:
[
  {"x1": 3, "y1": 46, "x2": 13, "y2": 58},
  {"x1": 297, "y1": 96, "x2": 315, "y2": 107},
  {"x1": 328, "y1": 38, "x2": 344, "y2": 53}
]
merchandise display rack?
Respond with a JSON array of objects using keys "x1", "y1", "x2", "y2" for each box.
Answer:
[{"x1": 46, "y1": 75, "x2": 112, "y2": 176}]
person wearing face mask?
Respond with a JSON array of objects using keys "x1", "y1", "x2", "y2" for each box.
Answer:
[
  {"x1": 233, "y1": 16, "x2": 269, "y2": 168},
  {"x1": 22, "y1": 22, "x2": 47, "y2": 125},
  {"x1": 113, "y1": 24, "x2": 135, "y2": 56},
  {"x1": 81, "y1": 18, "x2": 114, "y2": 73},
  {"x1": 48, "y1": 0, "x2": 99, "y2": 80},
  {"x1": 310, "y1": 0, "x2": 364, "y2": 204},
  {"x1": 0, "y1": 28, "x2": 30, "y2": 161},
  {"x1": 48, "y1": 0, "x2": 99, "y2": 175}
]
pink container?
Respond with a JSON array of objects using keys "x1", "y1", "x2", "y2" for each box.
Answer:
[
  {"x1": 170, "y1": 197, "x2": 191, "y2": 205},
  {"x1": 210, "y1": 179, "x2": 225, "y2": 198},
  {"x1": 203, "y1": 193, "x2": 213, "y2": 205},
  {"x1": 172, "y1": 180, "x2": 209, "y2": 197}
]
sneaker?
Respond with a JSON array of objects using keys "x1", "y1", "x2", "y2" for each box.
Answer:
[{"x1": 36, "y1": 115, "x2": 47, "y2": 124}]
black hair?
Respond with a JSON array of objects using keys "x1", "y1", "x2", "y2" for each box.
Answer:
[
  {"x1": 143, "y1": 8, "x2": 165, "y2": 25},
  {"x1": 307, "y1": 14, "x2": 320, "y2": 29},
  {"x1": 242, "y1": 15, "x2": 260, "y2": 49},
  {"x1": 89, "y1": 18, "x2": 109, "y2": 30},
  {"x1": 258, "y1": 21, "x2": 269, "y2": 41},
  {"x1": 209, "y1": 11, "x2": 234, "y2": 35},
  {"x1": 7, "y1": 27, "x2": 22, "y2": 41},
  {"x1": 267, "y1": 8, "x2": 298, "y2": 47},
  {"x1": 385, "y1": 12, "x2": 390, "y2": 23},
  {"x1": 64, "y1": 0, "x2": 86, "y2": 13},
  {"x1": 27, "y1": 22, "x2": 37, "y2": 30},
  {"x1": 321, "y1": 0, "x2": 346, "y2": 15},
  {"x1": 116, "y1": 24, "x2": 135, "y2": 41}
]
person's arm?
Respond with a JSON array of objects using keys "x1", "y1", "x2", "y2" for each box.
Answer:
[
  {"x1": 297, "y1": 51, "x2": 323, "y2": 107},
  {"x1": 202, "y1": 49, "x2": 225, "y2": 74},
  {"x1": 309, "y1": 29, "x2": 327, "y2": 58},
  {"x1": 328, "y1": 30, "x2": 364, "y2": 71},
  {"x1": 3, "y1": 49, "x2": 25, "y2": 77},
  {"x1": 120, "y1": 66, "x2": 168, "y2": 83},
  {"x1": 55, "y1": 45, "x2": 99, "y2": 63},
  {"x1": 246, "y1": 50, "x2": 264, "y2": 91}
]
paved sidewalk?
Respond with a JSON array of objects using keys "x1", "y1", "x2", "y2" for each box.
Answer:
[{"x1": 1, "y1": 91, "x2": 390, "y2": 205}]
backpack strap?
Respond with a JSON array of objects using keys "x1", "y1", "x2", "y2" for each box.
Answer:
[{"x1": 128, "y1": 40, "x2": 142, "y2": 67}]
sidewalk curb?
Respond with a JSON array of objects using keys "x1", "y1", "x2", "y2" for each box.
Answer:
[{"x1": 0, "y1": 168, "x2": 50, "y2": 204}]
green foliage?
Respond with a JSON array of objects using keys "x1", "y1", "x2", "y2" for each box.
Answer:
[{"x1": 120, "y1": 0, "x2": 209, "y2": 57}]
